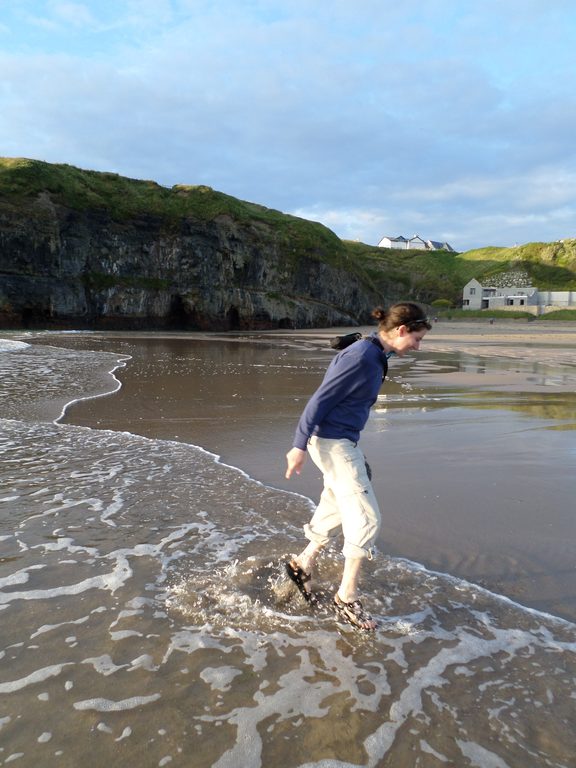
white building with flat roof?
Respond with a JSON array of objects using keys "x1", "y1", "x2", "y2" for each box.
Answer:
[{"x1": 462, "y1": 279, "x2": 576, "y2": 313}]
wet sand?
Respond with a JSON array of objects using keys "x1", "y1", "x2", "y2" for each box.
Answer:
[
  {"x1": 3, "y1": 320, "x2": 575, "y2": 767},
  {"x1": 58, "y1": 321, "x2": 576, "y2": 622}
]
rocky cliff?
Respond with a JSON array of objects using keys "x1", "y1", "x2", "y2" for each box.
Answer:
[{"x1": 0, "y1": 158, "x2": 382, "y2": 330}]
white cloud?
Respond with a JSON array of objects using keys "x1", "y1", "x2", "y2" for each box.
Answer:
[
  {"x1": 292, "y1": 164, "x2": 576, "y2": 251},
  {"x1": 49, "y1": 2, "x2": 98, "y2": 27}
]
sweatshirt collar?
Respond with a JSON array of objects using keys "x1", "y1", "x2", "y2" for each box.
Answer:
[{"x1": 368, "y1": 331, "x2": 395, "y2": 359}]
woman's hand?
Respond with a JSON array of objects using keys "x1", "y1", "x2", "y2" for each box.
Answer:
[{"x1": 285, "y1": 447, "x2": 307, "y2": 479}]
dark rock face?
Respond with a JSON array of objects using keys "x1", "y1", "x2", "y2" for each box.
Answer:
[{"x1": 0, "y1": 197, "x2": 376, "y2": 330}]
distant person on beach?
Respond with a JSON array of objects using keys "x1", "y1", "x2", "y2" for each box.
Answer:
[{"x1": 285, "y1": 302, "x2": 431, "y2": 630}]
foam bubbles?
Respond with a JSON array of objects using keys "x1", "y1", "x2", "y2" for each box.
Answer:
[
  {"x1": 0, "y1": 339, "x2": 30, "y2": 353},
  {"x1": 73, "y1": 695, "x2": 161, "y2": 712}
]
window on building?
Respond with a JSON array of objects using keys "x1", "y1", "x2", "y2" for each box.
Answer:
[{"x1": 469, "y1": 287, "x2": 476, "y2": 295}]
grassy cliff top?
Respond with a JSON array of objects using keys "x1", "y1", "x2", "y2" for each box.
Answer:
[
  {"x1": 457, "y1": 241, "x2": 576, "y2": 288},
  {"x1": 0, "y1": 157, "x2": 343, "y2": 259}
]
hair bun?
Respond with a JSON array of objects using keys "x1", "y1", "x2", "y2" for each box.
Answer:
[{"x1": 372, "y1": 301, "x2": 431, "y2": 332}]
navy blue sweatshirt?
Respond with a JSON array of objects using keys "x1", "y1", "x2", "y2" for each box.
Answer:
[{"x1": 293, "y1": 336, "x2": 388, "y2": 451}]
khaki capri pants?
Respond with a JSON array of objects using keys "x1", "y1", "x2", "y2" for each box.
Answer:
[{"x1": 304, "y1": 436, "x2": 381, "y2": 560}]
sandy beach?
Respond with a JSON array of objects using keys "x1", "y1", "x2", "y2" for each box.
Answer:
[{"x1": 59, "y1": 320, "x2": 576, "y2": 622}]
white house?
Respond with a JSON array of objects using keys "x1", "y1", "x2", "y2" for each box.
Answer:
[
  {"x1": 378, "y1": 234, "x2": 455, "y2": 252},
  {"x1": 462, "y1": 279, "x2": 576, "y2": 313},
  {"x1": 461, "y1": 278, "x2": 483, "y2": 310},
  {"x1": 378, "y1": 235, "x2": 409, "y2": 249}
]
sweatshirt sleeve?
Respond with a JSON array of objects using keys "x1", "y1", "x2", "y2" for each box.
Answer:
[{"x1": 293, "y1": 349, "x2": 373, "y2": 450}]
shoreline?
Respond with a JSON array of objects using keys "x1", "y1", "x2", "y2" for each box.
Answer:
[
  {"x1": 6, "y1": 321, "x2": 576, "y2": 622},
  {"x1": 46, "y1": 318, "x2": 576, "y2": 356},
  {"x1": 41, "y1": 321, "x2": 576, "y2": 623}
]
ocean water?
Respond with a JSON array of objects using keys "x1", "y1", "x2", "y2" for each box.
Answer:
[{"x1": 0, "y1": 335, "x2": 575, "y2": 768}]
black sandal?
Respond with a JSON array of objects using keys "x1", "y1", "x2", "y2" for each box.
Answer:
[
  {"x1": 285, "y1": 559, "x2": 318, "y2": 606},
  {"x1": 334, "y1": 594, "x2": 376, "y2": 631}
]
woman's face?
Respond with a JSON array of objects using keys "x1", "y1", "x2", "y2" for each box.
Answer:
[{"x1": 390, "y1": 325, "x2": 428, "y2": 356}]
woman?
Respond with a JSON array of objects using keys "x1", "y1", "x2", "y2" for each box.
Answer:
[{"x1": 285, "y1": 302, "x2": 431, "y2": 630}]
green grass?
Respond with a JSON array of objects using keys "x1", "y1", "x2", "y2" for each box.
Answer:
[
  {"x1": 341, "y1": 241, "x2": 481, "y2": 304},
  {"x1": 434, "y1": 308, "x2": 576, "y2": 322},
  {"x1": 458, "y1": 241, "x2": 576, "y2": 289},
  {"x1": 537, "y1": 309, "x2": 576, "y2": 321},
  {"x1": 435, "y1": 308, "x2": 534, "y2": 320}
]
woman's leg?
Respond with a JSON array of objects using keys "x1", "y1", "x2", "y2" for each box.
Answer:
[
  {"x1": 302, "y1": 437, "x2": 380, "y2": 565},
  {"x1": 338, "y1": 556, "x2": 365, "y2": 603},
  {"x1": 327, "y1": 440, "x2": 380, "y2": 630},
  {"x1": 297, "y1": 438, "x2": 344, "y2": 557},
  {"x1": 289, "y1": 438, "x2": 342, "y2": 587},
  {"x1": 331, "y1": 441, "x2": 381, "y2": 561},
  {"x1": 335, "y1": 557, "x2": 377, "y2": 630}
]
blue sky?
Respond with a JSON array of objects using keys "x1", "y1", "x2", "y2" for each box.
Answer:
[{"x1": 1, "y1": 0, "x2": 575, "y2": 251}]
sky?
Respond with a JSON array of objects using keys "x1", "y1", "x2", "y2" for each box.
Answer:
[{"x1": 1, "y1": 1, "x2": 575, "y2": 252}]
